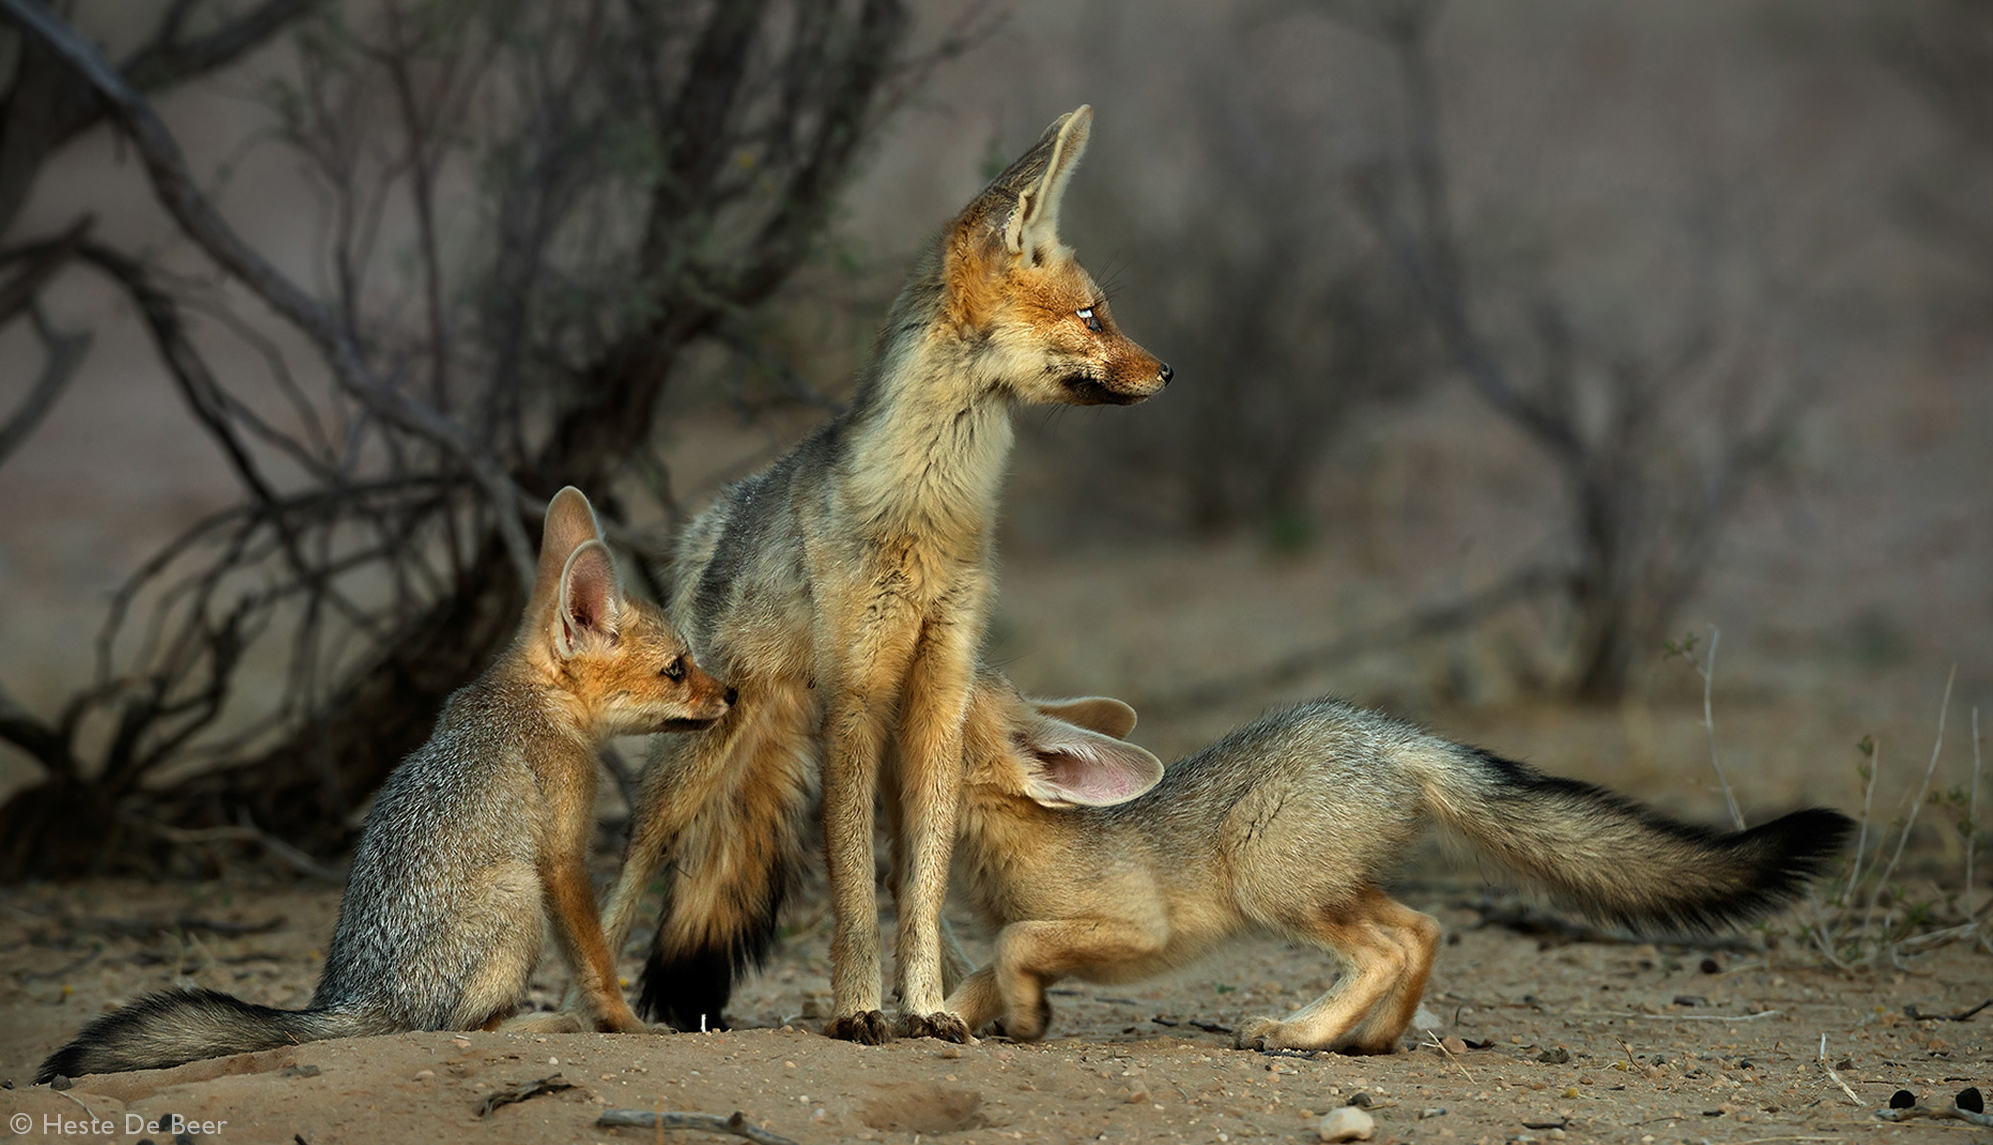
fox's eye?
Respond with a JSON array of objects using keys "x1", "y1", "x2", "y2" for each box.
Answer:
[
  {"x1": 1076, "y1": 306, "x2": 1102, "y2": 333},
  {"x1": 661, "y1": 656, "x2": 686, "y2": 682}
]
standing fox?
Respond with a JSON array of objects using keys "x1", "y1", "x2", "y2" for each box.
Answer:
[
  {"x1": 585, "y1": 106, "x2": 1170, "y2": 1043},
  {"x1": 945, "y1": 672, "x2": 1854, "y2": 1052},
  {"x1": 37, "y1": 488, "x2": 732, "y2": 1080}
]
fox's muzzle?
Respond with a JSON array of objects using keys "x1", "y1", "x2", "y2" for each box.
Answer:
[{"x1": 1064, "y1": 361, "x2": 1171, "y2": 406}]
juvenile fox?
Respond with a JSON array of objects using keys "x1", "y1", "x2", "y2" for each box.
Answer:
[
  {"x1": 584, "y1": 106, "x2": 1170, "y2": 1043},
  {"x1": 945, "y1": 672, "x2": 1854, "y2": 1052},
  {"x1": 38, "y1": 488, "x2": 732, "y2": 1080}
]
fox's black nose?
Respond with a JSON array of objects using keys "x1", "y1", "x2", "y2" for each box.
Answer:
[
  {"x1": 1158, "y1": 362, "x2": 1173, "y2": 385},
  {"x1": 724, "y1": 686, "x2": 739, "y2": 706}
]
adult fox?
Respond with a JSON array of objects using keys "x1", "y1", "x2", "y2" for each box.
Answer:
[
  {"x1": 590, "y1": 106, "x2": 1170, "y2": 1042},
  {"x1": 39, "y1": 488, "x2": 731, "y2": 1080}
]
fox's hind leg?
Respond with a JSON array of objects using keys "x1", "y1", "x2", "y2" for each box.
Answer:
[
  {"x1": 942, "y1": 964, "x2": 1004, "y2": 1033},
  {"x1": 1236, "y1": 887, "x2": 1417, "y2": 1053},
  {"x1": 1338, "y1": 896, "x2": 1441, "y2": 1054},
  {"x1": 984, "y1": 917, "x2": 1166, "y2": 1041}
]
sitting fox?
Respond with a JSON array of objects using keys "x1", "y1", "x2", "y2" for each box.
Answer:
[
  {"x1": 944, "y1": 673, "x2": 1853, "y2": 1053},
  {"x1": 38, "y1": 488, "x2": 732, "y2": 1081},
  {"x1": 589, "y1": 105, "x2": 1171, "y2": 1044}
]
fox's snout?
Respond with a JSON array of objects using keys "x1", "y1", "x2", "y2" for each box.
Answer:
[
  {"x1": 1079, "y1": 355, "x2": 1171, "y2": 405},
  {"x1": 667, "y1": 663, "x2": 735, "y2": 729}
]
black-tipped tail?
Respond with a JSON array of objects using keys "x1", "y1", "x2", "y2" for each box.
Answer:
[
  {"x1": 636, "y1": 853, "x2": 792, "y2": 1032},
  {"x1": 36, "y1": 989, "x2": 369, "y2": 1082},
  {"x1": 1423, "y1": 747, "x2": 1854, "y2": 934}
]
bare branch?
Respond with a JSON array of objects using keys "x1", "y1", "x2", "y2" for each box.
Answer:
[
  {"x1": 0, "y1": 0, "x2": 537, "y2": 588},
  {"x1": 0, "y1": 299, "x2": 90, "y2": 469}
]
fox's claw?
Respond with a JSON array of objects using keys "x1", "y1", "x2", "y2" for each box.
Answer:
[
  {"x1": 827, "y1": 1010, "x2": 893, "y2": 1045},
  {"x1": 900, "y1": 1011, "x2": 974, "y2": 1044}
]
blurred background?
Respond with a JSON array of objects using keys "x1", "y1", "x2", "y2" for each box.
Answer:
[{"x1": 0, "y1": 0, "x2": 1985, "y2": 884}]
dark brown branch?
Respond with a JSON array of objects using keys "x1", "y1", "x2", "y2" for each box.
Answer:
[
  {"x1": 0, "y1": 0, "x2": 318, "y2": 231},
  {"x1": 0, "y1": 299, "x2": 90, "y2": 469},
  {"x1": 596, "y1": 1110, "x2": 802, "y2": 1145},
  {"x1": 0, "y1": 0, "x2": 538, "y2": 588}
]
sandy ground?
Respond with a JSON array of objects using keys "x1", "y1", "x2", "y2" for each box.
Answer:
[{"x1": 2, "y1": 874, "x2": 1989, "y2": 1145}]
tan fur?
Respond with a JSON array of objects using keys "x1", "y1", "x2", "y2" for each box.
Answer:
[
  {"x1": 946, "y1": 672, "x2": 1850, "y2": 1053},
  {"x1": 592, "y1": 106, "x2": 1171, "y2": 1043}
]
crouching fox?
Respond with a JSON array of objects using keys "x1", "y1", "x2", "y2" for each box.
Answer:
[
  {"x1": 38, "y1": 487, "x2": 732, "y2": 1081},
  {"x1": 945, "y1": 673, "x2": 1853, "y2": 1052}
]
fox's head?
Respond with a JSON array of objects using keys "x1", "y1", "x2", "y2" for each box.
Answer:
[
  {"x1": 523, "y1": 487, "x2": 735, "y2": 737},
  {"x1": 940, "y1": 106, "x2": 1172, "y2": 407},
  {"x1": 961, "y1": 671, "x2": 1164, "y2": 812}
]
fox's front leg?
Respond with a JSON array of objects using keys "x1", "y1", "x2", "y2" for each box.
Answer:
[
  {"x1": 540, "y1": 776, "x2": 646, "y2": 1034},
  {"x1": 990, "y1": 918, "x2": 1166, "y2": 1041},
  {"x1": 816, "y1": 583, "x2": 924, "y2": 1044},
  {"x1": 887, "y1": 614, "x2": 980, "y2": 1042},
  {"x1": 820, "y1": 684, "x2": 894, "y2": 1043}
]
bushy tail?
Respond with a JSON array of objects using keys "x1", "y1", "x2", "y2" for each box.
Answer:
[
  {"x1": 36, "y1": 990, "x2": 386, "y2": 1082},
  {"x1": 1410, "y1": 745, "x2": 1853, "y2": 933},
  {"x1": 636, "y1": 762, "x2": 815, "y2": 1032}
]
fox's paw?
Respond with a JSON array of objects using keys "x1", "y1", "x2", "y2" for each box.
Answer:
[
  {"x1": 1234, "y1": 1016, "x2": 1295, "y2": 1052},
  {"x1": 993, "y1": 997, "x2": 1053, "y2": 1042},
  {"x1": 827, "y1": 1010, "x2": 894, "y2": 1045},
  {"x1": 602, "y1": 1013, "x2": 650, "y2": 1035},
  {"x1": 900, "y1": 1010, "x2": 975, "y2": 1044}
]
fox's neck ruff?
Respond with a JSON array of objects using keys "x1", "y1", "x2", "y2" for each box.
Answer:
[{"x1": 842, "y1": 315, "x2": 1014, "y2": 545}]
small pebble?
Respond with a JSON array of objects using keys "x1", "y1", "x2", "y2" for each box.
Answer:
[
  {"x1": 1440, "y1": 1036, "x2": 1467, "y2": 1055},
  {"x1": 938, "y1": 1045, "x2": 963, "y2": 1060},
  {"x1": 1537, "y1": 1047, "x2": 1571, "y2": 1064},
  {"x1": 1316, "y1": 1106, "x2": 1375, "y2": 1142},
  {"x1": 412, "y1": 1069, "x2": 434, "y2": 1081},
  {"x1": 1417, "y1": 1107, "x2": 1447, "y2": 1119},
  {"x1": 547, "y1": 1056, "x2": 559, "y2": 1066},
  {"x1": 50, "y1": 1074, "x2": 72, "y2": 1090}
]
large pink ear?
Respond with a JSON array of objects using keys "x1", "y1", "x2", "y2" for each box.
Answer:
[
  {"x1": 554, "y1": 539, "x2": 622, "y2": 657},
  {"x1": 535, "y1": 486, "x2": 604, "y2": 602},
  {"x1": 1032, "y1": 695, "x2": 1137, "y2": 740},
  {"x1": 1019, "y1": 715, "x2": 1163, "y2": 810}
]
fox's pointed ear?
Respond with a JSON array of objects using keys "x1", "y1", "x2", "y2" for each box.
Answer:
[
  {"x1": 536, "y1": 486, "x2": 604, "y2": 598},
  {"x1": 1018, "y1": 715, "x2": 1162, "y2": 810},
  {"x1": 554, "y1": 539, "x2": 622, "y2": 657},
  {"x1": 1002, "y1": 104, "x2": 1090, "y2": 260},
  {"x1": 954, "y1": 105, "x2": 1092, "y2": 269},
  {"x1": 1032, "y1": 695, "x2": 1137, "y2": 740}
]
